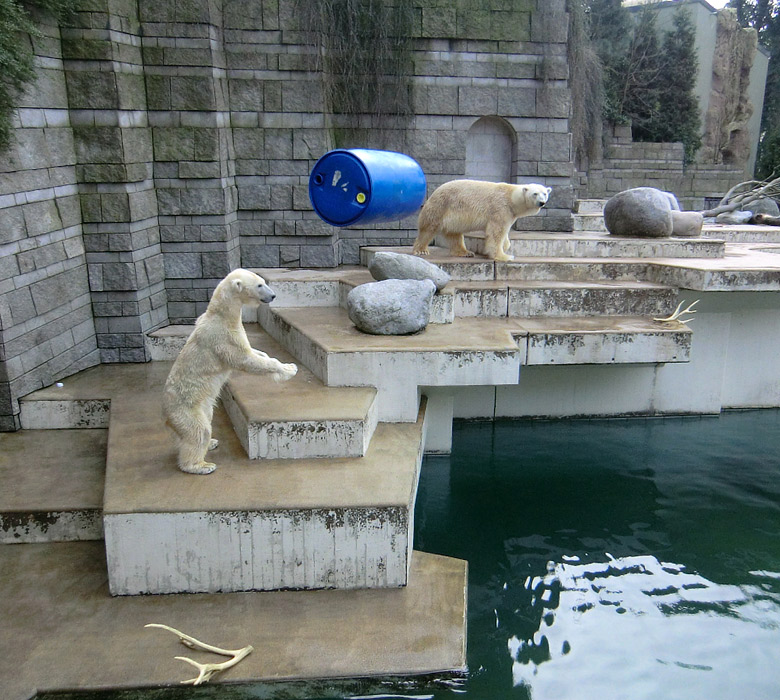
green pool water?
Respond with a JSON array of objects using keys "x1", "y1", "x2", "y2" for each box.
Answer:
[
  {"x1": 414, "y1": 409, "x2": 780, "y2": 699},
  {"x1": 42, "y1": 409, "x2": 780, "y2": 700}
]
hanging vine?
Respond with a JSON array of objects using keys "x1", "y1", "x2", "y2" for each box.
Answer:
[
  {"x1": 0, "y1": 0, "x2": 76, "y2": 150},
  {"x1": 299, "y1": 0, "x2": 415, "y2": 149}
]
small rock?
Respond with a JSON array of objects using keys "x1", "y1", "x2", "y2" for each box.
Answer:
[
  {"x1": 671, "y1": 211, "x2": 703, "y2": 238},
  {"x1": 347, "y1": 278, "x2": 436, "y2": 335},
  {"x1": 603, "y1": 187, "x2": 674, "y2": 238},
  {"x1": 368, "y1": 251, "x2": 451, "y2": 291},
  {"x1": 716, "y1": 210, "x2": 753, "y2": 225}
]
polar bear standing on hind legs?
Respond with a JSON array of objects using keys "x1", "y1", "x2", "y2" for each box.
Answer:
[
  {"x1": 412, "y1": 180, "x2": 552, "y2": 262},
  {"x1": 163, "y1": 269, "x2": 297, "y2": 475}
]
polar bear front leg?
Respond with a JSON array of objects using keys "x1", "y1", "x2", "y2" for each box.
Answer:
[
  {"x1": 238, "y1": 351, "x2": 298, "y2": 381},
  {"x1": 484, "y1": 222, "x2": 514, "y2": 262},
  {"x1": 447, "y1": 233, "x2": 475, "y2": 257}
]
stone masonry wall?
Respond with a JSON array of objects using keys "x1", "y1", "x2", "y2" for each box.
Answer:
[
  {"x1": 0, "y1": 0, "x2": 573, "y2": 427},
  {"x1": 0, "y1": 14, "x2": 99, "y2": 430},
  {"x1": 580, "y1": 125, "x2": 747, "y2": 208}
]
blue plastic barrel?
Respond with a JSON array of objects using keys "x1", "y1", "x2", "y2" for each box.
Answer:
[{"x1": 308, "y1": 149, "x2": 426, "y2": 227}]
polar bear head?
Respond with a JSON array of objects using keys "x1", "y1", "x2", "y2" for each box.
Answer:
[
  {"x1": 512, "y1": 183, "x2": 552, "y2": 216},
  {"x1": 216, "y1": 268, "x2": 276, "y2": 307}
]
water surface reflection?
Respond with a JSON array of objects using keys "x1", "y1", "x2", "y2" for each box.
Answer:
[{"x1": 414, "y1": 411, "x2": 780, "y2": 699}]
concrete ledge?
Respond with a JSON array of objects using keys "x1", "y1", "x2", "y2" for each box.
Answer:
[
  {"x1": 453, "y1": 280, "x2": 677, "y2": 318},
  {"x1": 471, "y1": 232, "x2": 726, "y2": 259},
  {"x1": 518, "y1": 317, "x2": 692, "y2": 365},
  {"x1": 0, "y1": 542, "x2": 467, "y2": 700},
  {"x1": 258, "y1": 305, "x2": 524, "y2": 421},
  {"x1": 0, "y1": 428, "x2": 106, "y2": 543}
]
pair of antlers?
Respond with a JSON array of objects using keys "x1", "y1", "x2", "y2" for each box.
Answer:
[{"x1": 146, "y1": 623, "x2": 253, "y2": 685}]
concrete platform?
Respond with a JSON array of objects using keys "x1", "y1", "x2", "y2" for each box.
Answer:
[
  {"x1": 0, "y1": 428, "x2": 106, "y2": 543},
  {"x1": 257, "y1": 304, "x2": 691, "y2": 420},
  {"x1": 258, "y1": 305, "x2": 524, "y2": 421},
  {"x1": 0, "y1": 542, "x2": 467, "y2": 700},
  {"x1": 104, "y1": 388, "x2": 426, "y2": 594}
]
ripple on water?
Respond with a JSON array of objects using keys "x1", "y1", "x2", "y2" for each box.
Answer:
[{"x1": 507, "y1": 554, "x2": 780, "y2": 699}]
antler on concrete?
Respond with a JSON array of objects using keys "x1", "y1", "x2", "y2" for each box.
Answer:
[
  {"x1": 145, "y1": 623, "x2": 253, "y2": 685},
  {"x1": 654, "y1": 299, "x2": 699, "y2": 324}
]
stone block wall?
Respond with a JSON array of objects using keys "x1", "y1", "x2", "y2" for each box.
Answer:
[
  {"x1": 0, "y1": 16, "x2": 99, "y2": 430},
  {"x1": 0, "y1": 0, "x2": 573, "y2": 427},
  {"x1": 63, "y1": 0, "x2": 167, "y2": 362},
  {"x1": 580, "y1": 125, "x2": 747, "y2": 207}
]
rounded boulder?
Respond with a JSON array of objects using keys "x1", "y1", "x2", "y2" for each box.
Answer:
[
  {"x1": 603, "y1": 187, "x2": 674, "y2": 238},
  {"x1": 347, "y1": 278, "x2": 436, "y2": 335},
  {"x1": 368, "y1": 251, "x2": 451, "y2": 291}
]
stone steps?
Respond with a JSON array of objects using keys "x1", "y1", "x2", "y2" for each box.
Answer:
[
  {"x1": 0, "y1": 428, "x2": 105, "y2": 543},
  {"x1": 22, "y1": 327, "x2": 380, "y2": 462},
  {"x1": 8, "y1": 357, "x2": 430, "y2": 594}
]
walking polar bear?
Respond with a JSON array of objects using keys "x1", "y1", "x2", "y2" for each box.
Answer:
[
  {"x1": 163, "y1": 269, "x2": 297, "y2": 475},
  {"x1": 412, "y1": 180, "x2": 552, "y2": 262}
]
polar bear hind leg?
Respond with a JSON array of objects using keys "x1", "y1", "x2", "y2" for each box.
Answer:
[{"x1": 167, "y1": 404, "x2": 218, "y2": 475}]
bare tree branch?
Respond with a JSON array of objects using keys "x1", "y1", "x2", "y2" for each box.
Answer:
[{"x1": 701, "y1": 176, "x2": 780, "y2": 217}]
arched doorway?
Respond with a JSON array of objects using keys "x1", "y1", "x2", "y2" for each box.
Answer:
[{"x1": 465, "y1": 116, "x2": 515, "y2": 182}]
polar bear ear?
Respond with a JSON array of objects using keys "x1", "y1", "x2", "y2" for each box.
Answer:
[
  {"x1": 232, "y1": 279, "x2": 244, "y2": 293},
  {"x1": 546, "y1": 187, "x2": 552, "y2": 195}
]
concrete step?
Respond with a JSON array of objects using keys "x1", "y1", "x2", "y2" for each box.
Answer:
[
  {"x1": 517, "y1": 316, "x2": 691, "y2": 365},
  {"x1": 0, "y1": 428, "x2": 105, "y2": 543},
  {"x1": 103, "y1": 393, "x2": 427, "y2": 594},
  {"x1": 1, "y1": 542, "x2": 467, "y2": 700},
  {"x1": 258, "y1": 305, "x2": 691, "y2": 420},
  {"x1": 575, "y1": 198, "x2": 607, "y2": 215},
  {"x1": 22, "y1": 326, "x2": 380, "y2": 462},
  {"x1": 573, "y1": 213, "x2": 608, "y2": 233},
  {"x1": 452, "y1": 280, "x2": 678, "y2": 318},
  {"x1": 468, "y1": 232, "x2": 725, "y2": 259},
  {"x1": 148, "y1": 325, "x2": 380, "y2": 460}
]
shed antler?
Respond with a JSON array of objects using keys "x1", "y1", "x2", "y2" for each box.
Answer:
[
  {"x1": 146, "y1": 623, "x2": 253, "y2": 685},
  {"x1": 654, "y1": 299, "x2": 699, "y2": 324}
]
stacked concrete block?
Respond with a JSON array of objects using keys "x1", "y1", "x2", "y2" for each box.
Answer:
[
  {"x1": 224, "y1": 0, "x2": 340, "y2": 271},
  {"x1": 62, "y1": 0, "x2": 166, "y2": 360},
  {"x1": 140, "y1": 0, "x2": 240, "y2": 322},
  {"x1": 0, "y1": 18, "x2": 99, "y2": 430}
]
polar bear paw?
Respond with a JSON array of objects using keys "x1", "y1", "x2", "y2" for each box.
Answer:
[
  {"x1": 273, "y1": 362, "x2": 298, "y2": 382},
  {"x1": 208, "y1": 438, "x2": 219, "y2": 451},
  {"x1": 179, "y1": 461, "x2": 217, "y2": 475}
]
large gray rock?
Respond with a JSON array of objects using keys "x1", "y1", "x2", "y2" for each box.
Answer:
[
  {"x1": 603, "y1": 187, "x2": 674, "y2": 238},
  {"x1": 368, "y1": 251, "x2": 451, "y2": 291},
  {"x1": 347, "y1": 279, "x2": 436, "y2": 335}
]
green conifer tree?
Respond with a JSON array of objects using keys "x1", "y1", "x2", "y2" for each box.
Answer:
[{"x1": 655, "y1": 9, "x2": 702, "y2": 164}]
